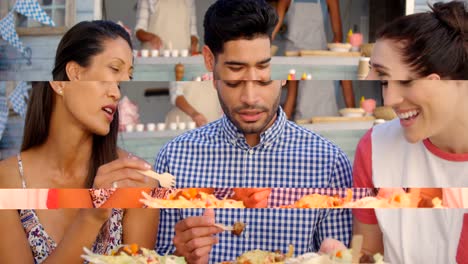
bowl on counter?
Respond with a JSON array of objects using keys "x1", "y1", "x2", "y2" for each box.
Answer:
[
  {"x1": 360, "y1": 43, "x2": 375, "y2": 57},
  {"x1": 327, "y1": 43, "x2": 352, "y2": 52}
]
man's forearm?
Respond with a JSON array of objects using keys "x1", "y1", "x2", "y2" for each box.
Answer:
[
  {"x1": 341, "y1": 80, "x2": 355, "y2": 108},
  {"x1": 272, "y1": 0, "x2": 291, "y2": 40},
  {"x1": 175, "y1": 95, "x2": 199, "y2": 117},
  {"x1": 327, "y1": 0, "x2": 343, "y2": 42},
  {"x1": 283, "y1": 81, "x2": 298, "y2": 120}
]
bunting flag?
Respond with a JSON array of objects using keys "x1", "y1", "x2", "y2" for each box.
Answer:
[
  {"x1": 0, "y1": 82, "x2": 7, "y2": 141},
  {"x1": 0, "y1": 0, "x2": 55, "y2": 54},
  {"x1": 0, "y1": 96, "x2": 8, "y2": 141},
  {"x1": 14, "y1": 0, "x2": 55, "y2": 27},
  {"x1": 0, "y1": 12, "x2": 25, "y2": 53},
  {"x1": 8, "y1": 81, "x2": 31, "y2": 118}
]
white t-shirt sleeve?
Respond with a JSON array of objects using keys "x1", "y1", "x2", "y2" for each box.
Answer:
[
  {"x1": 187, "y1": 0, "x2": 198, "y2": 37},
  {"x1": 135, "y1": 0, "x2": 153, "y2": 31},
  {"x1": 169, "y1": 82, "x2": 185, "y2": 105}
]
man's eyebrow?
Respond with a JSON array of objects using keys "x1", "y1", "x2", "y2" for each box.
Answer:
[
  {"x1": 256, "y1": 58, "x2": 271, "y2": 65},
  {"x1": 224, "y1": 58, "x2": 271, "y2": 66},
  {"x1": 224, "y1": 61, "x2": 247, "y2": 66}
]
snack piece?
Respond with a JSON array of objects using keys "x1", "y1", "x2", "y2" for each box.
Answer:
[
  {"x1": 140, "y1": 188, "x2": 245, "y2": 208},
  {"x1": 232, "y1": 222, "x2": 246, "y2": 236},
  {"x1": 112, "y1": 243, "x2": 142, "y2": 256}
]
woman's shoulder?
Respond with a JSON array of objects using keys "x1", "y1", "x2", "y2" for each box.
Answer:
[
  {"x1": 371, "y1": 119, "x2": 403, "y2": 139},
  {"x1": 0, "y1": 155, "x2": 22, "y2": 188}
]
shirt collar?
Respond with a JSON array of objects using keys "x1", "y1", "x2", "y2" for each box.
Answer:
[{"x1": 221, "y1": 107, "x2": 287, "y2": 147}]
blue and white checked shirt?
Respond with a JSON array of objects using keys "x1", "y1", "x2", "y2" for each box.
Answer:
[{"x1": 154, "y1": 109, "x2": 359, "y2": 263}]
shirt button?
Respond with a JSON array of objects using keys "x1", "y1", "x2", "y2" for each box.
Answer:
[{"x1": 248, "y1": 149, "x2": 254, "y2": 155}]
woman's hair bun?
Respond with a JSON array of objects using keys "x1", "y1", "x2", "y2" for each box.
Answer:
[{"x1": 431, "y1": 1, "x2": 467, "y2": 38}]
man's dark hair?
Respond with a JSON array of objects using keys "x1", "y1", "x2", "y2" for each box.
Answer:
[{"x1": 204, "y1": 0, "x2": 278, "y2": 57}]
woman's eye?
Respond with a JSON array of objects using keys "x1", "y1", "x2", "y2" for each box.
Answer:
[
  {"x1": 399, "y1": 80, "x2": 412, "y2": 86},
  {"x1": 258, "y1": 80, "x2": 273, "y2": 86},
  {"x1": 380, "y1": 81, "x2": 389, "y2": 88}
]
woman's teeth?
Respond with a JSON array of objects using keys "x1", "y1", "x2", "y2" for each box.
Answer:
[
  {"x1": 398, "y1": 110, "x2": 419, "y2": 120},
  {"x1": 103, "y1": 107, "x2": 114, "y2": 114}
]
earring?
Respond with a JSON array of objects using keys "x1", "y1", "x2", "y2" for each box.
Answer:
[{"x1": 58, "y1": 90, "x2": 63, "y2": 94}]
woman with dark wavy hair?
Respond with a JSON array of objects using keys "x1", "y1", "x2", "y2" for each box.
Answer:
[
  {"x1": 353, "y1": 1, "x2": 468, "y2": 263},
  {"x1": 0, "y1": 21, "x2": 159, "y2": 263}
]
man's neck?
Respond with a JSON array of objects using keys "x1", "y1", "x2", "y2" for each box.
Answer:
[
  {"x1": 245, "y1": 133, "x2": 261, "y2": 147},
  {"x1": 242, "y1": 112, "x2": 279, "y2": 147}
]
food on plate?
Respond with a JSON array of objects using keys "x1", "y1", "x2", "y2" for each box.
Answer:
[
  {"x1": 283, "y1": 189, "x2": 443, "y2": 209},
  {"x1": 285, "y1": 250, "x2": 386, "y2": 264},
  {"x1": 234, "y1": 245, "x2": 294, "y2": 264},
  {"x1": 81, "y1": 244, "x2": 186, "y2": 264},
  {"x1": 344, "y1": 191, "x2": 417, "y2": 208},
  {"x1": 281, "y1": 190, "x2": 353, "y2": 208},
  {"x1": 140, "y1": 188, "x2": 245, "y2": 208}
]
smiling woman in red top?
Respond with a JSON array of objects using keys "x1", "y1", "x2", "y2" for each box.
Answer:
[{"x1": 352, "y1": 1, "x2": 468, "y2": 263}]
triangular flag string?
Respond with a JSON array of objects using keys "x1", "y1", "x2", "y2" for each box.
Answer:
[
  {"x1": 0, "y1": 12, "x2": 25, "y2": 53},
  {"x1": 8, "y1": 81, "x2": 31, "y2": 118},
  {"x1": 0, "y1": 0, "x2": 55, "y2": 54},
  {"x1": 14, "y1": 0, "x2": 55, "y2": 27}
]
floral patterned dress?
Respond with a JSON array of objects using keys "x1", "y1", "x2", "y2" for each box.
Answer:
[{"x1": 17, "y1": 154, "x2": 124, "y2": 264}]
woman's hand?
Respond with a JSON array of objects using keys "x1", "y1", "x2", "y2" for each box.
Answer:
[
  {"x1": 232, "y1": 188, "x2": 271, "y2": 208},
  {"x1": 93, "y1": 156, "x2": 158, "y2": 188}
]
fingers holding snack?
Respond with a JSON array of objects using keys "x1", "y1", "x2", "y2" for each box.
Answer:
[{"x1": 94, "y1": 156, "x2": 158, "y2": 188}]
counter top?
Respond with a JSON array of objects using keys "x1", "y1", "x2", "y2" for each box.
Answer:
[
  {"x1": 119, "y1": 121, "x2": 374, "y2": 140},
  {"x1": 133, "y1": 55, "x2": 360, "y2": 81}
]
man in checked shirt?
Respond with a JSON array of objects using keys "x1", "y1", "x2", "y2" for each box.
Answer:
[{"x1": 153, "y1": 0, "x2": 360, "y2": 263}]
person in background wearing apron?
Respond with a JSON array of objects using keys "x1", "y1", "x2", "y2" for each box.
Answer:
[
  {"x1": 135, "y1": 0, "x2": 198, "y2": 54},
  {"x1": 353, "y1": 2, "x2": 468, "y2": 263},
  {"x1": 166, "y1": 81, "x2": 223, "y2": 127},
  {"x1": 165, "y1": 64, "x2": 223, "y2": 127},
  {"x1": 272, "y1": 0, "x2": 355, "y2": 120}
]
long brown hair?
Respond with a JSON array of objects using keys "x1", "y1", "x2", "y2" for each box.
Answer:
[{"x1": 21, "y1": 21, "x2": 131, "y2": 187}]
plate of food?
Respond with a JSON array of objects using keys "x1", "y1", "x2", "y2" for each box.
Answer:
[
  {"x1": 140, "y1": 188, "x2": 245, "y2": 208},
  {"x1": 220, "y1": 245, "x2": 294, "y2": 264},
  {"x1": 280, "y1": 190, "x2": 353, "y2": 208},
  {"x1": 285, "y1": 250, "x2": 387, "y2": 264},
  {"x1": 81, "y1": 244, "x2": 186, "y2": 264},
  {"x1": 281, "y1": 189, "x2": 442, "y2": 209}
]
